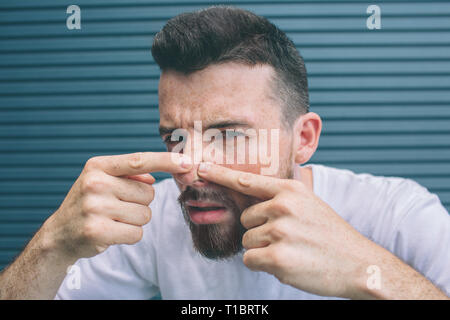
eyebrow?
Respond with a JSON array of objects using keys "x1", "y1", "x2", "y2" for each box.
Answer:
[
  {"x1": 159, "y1": 126, "x2": 175, "y2": 137},
  {"x1": 159, "y1": 121, "x2": 251, "y2": 137}
]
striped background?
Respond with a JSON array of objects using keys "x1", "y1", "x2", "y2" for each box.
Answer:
[{"x1": 1, "y1": 0, "x2": 449, "y2": 271}]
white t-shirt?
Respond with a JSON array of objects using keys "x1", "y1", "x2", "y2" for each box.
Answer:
[{"x1": 55, "y1": 164, "x2": 450, "y2": 299}]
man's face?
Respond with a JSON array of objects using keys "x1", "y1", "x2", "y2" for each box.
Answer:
[{"x1": 158, "y1": 62, "x2": 295, "y2": 260}]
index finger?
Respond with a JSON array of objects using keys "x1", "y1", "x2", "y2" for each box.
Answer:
[
  {"x1": 197, "y1": 162, "x2": 285, "y2": 199},
  {"x1": 86, "y1": 152, "x2": 192, "y2": 177}
]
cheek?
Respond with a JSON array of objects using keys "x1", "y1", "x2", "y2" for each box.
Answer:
[
  {"x1": 227, "y1": 184, "x2": 261, "y2": 216},
  {"x1": 221, "y1": 163, "x2": 264, "y2": 210},
  {"x1": 173, "y1": 173, "x2": 189, "y2": 189},
  {"x1": 216, "y1": 138, "x2": 267, "y2": 175},
  {"x1": 221, "y1": 163, "x2": 262, "y2": 175}
]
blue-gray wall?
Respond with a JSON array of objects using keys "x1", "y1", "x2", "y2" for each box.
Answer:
[{"x1": 1, "y1": 0, "x2": 449, "y2": 271}]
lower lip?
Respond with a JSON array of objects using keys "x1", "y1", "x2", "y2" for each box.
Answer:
[{"x1": 188, "y1": 207, "x2": 228, "y2": 224}]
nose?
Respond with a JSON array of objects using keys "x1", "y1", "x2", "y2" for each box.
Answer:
[
  {"x1": 172, "y1": 131, "x2": 213, "y2": 188},
  {"x1": 173, "y1": 162, "x2": 209, "y2": 188}
]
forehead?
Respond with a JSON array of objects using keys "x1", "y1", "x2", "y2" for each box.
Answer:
[{"x1": 158, "y1": 62, "x2": 281, "y2": 128}]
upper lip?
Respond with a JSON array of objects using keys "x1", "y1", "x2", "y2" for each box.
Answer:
[{"x1": 185, "y1": 200, "x2": 225, "y2": 208}]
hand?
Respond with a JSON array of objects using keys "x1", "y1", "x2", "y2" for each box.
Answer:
[
  {"x1": 44, "y1": 152, "x2": 192, "y2": 259},
  {"x1": 197, "y1": 162, "x2": 384, "y2": 299}
]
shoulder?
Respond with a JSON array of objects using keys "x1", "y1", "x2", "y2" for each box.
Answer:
[
  {"x1": 311, "y1": 163, "x2": 423, "y2": 208},
  {"x1": 309, "y1": 164, "x2": 444, "y2": 242},
  {"x1": 312, "y1": 163, "x2": 411, "y2": 191},
  {"x1": 312, "y1": 163, "x2": 429, "y2": 200}
]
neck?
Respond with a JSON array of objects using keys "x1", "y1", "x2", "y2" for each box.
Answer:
[{"x1": 293, "y1": 164, "x2": 313, "y2": 192}]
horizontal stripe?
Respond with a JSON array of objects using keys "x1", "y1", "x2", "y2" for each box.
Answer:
[{"x1": 1, "y1": 0, "x2": 449, "y2": 271}]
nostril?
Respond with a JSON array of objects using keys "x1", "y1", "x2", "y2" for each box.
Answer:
[
  {"x1": 173, "y1": 171, "x2": 209, "y2": 187},
  {"x1": 173, "y1": 172, "x2": 191, "y2": 185},
  {"x1": 191, "y1": 179, "x2": 208, "y2": 188},
  {"x1": 173, "y1": 169, "x2": 207, "y2": 186}
]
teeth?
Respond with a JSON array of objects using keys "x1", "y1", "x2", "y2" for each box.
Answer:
[{"x1": 190, "y1": 206, "x2": 224, "y2": 211}]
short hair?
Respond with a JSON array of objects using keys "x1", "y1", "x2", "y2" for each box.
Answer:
[{"x1": 151, "y1": 5, "x2": 309, "y2": 127}]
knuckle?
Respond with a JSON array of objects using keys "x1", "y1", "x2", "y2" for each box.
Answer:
[
  {"x1": 81, "y1": 195, "x2": 102, "y2": 215},
  {"x1": 141, "y1": 207, "x2": 152, "y2": 224},
  {"x1": 128, "y1": 152, "x2": 145, "y2": 170},
  {"x1": 82, "y1": 218, "x2": 101, "y2": 241},
  {"x1": 284, "y1": 179, "x2": 306, "y2": 196},
  {"x1": 267, "y1": 222, "x2": 286, "y2": 241},
  {"x1": 143, "y1": 185, "x2": 155, "y2": 205},
  {"x1": 129, "y1": 227, "x2": 144, "y2": 244},
  {"x1": 242, "y1": 250, "x2": 257, "y2": 270},
  {"x1": 239, "y1": 208, "x2": 251, "y2": 228},
  {"x1": 293, "y1": 179, "x2": 307, "y2": 191},
  {"x1": 266, "y1": 247, "x2": 284, "y2": 269},
  {"x1": 283, "y1": 180, "x2": 298, "y2": 192},
  {"x1": 238, "y1": 172, "x2": 253, "y2": 186},
  {"x1": 242, "y1": 250, "x2": 251, "y2": 267},
  {"x1": 80, "y1": 173, "x2": 104, "y2": 194},
  {"x1": 241, "y1": 231, "x2": 251, "y2": 249},
  {"x1": 270, "y1": 199, "x2": 290, "y2": 216},
  {"x1": 84, "y1": 156, "x2": 103, "y2": 171}
]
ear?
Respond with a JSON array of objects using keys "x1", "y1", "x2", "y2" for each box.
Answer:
[{"x1": 292, "y1": 112, "x2": 322, "y2": 164}]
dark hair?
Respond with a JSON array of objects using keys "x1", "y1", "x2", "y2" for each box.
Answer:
[{"x1": 151, "y1": 6, "x2": 309, "y2": 126}]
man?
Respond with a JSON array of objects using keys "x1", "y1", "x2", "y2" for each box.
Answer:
[{"x1": 0, "y1": 6, "x2": 449, "y2": 300}]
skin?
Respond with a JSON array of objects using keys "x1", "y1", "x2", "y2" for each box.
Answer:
[
  {"x1": 158, "y1": 62, "x2": 448, "y2": 299},
  {"x1": 0, "y1": 62, "x2": 447, "y2": 299},
  {"x1": 0, "y1": 152, "x2": 193, "y2": 299},
  {"x1": 197, "y1": 163, "x2": 449, "y2": 299},
  {"x1": 158, "y1": 63, "x2": 311, "y2": 205}
]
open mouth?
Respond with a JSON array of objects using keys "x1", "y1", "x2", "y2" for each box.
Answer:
[
  {"x1": 185, "y1": 201, "x2": 228, "y2": 224},
  {"x1": 188, "y1": 205, "x2": 225, "y2": 211}
]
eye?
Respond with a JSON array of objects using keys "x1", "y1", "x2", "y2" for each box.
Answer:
[
  {"x1": 164, "y1": 135, "x2": 184, "y2": 144},
  {"x1": 224, "y1": 130, "x2": 246, "y2": 139},
  {"x1": 163, "y1": 135, "x2": 172, "y2": 144},
  {"x1": 163, "y1": 135, "x2": 186, "y2": 153}
]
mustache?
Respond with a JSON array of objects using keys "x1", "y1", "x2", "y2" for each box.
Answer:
[{"x1": 178, "y1": 185, "x2": 233, "y2": 208}]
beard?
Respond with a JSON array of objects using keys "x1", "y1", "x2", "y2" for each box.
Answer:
[
  {"x1": 177, "y1": 157, "x2": 294, "y2": 261},
  {"x1": 178, "y1": 186, "x2": 252, "y2": 260}
]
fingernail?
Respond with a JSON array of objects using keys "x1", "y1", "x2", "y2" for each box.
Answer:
[{"x1": 198, "y1": 162, "x2": 211, "y2": 173}]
